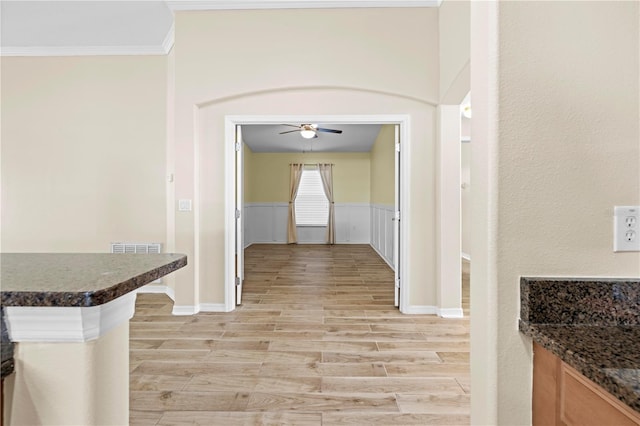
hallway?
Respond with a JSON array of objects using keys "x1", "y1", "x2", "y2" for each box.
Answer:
[{"x1": 130, "y1": 244, "x2": 470, "y2": 425}]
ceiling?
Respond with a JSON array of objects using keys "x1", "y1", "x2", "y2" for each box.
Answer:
[
  {"x1": 242, "y1": 124, "x2": 382, "y2": 153},
  {"x1": 0, "y1": 1, "x2": 175, "y2": 55}
]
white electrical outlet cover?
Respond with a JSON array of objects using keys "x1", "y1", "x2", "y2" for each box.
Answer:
[
  {"x1": 178, "y1": 199, "x2": 192, "y2": 212},
  {"x1": 614, "y1": 206, "x2": 640, "y2": 252}
]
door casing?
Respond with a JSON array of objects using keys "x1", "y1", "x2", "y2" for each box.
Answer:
[{"x1": 224, "y1": 114, "x2": 411, "y2": 312}]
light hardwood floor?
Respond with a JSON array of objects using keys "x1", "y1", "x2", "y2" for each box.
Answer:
[{"x1": 130, "y1": 244, "x2": 470, "y2": 425}]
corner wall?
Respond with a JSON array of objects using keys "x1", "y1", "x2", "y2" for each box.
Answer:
[
  {"x1": 472, "y1": 1, "x2": 640, "y2": 424},
  {"x1": 172, "y1": 8, "x2": 441, "y2": 310}
]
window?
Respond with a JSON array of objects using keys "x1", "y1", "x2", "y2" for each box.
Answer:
[{"x1": 295, "y1": 168, "x2": 329, "y2": 226}]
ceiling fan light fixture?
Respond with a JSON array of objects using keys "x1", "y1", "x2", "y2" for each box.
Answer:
[
  {"x1": 461, "y1": 104, "x2": 472, "y2": 119},
  {"x1": 300, "y1": 129, "x2": 316, "y2": 139}
]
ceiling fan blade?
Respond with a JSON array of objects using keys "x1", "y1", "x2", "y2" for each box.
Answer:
[
  {"x1": 280, "y1": 124, "x2": 302, "y2": 128},
  {"x1": 316, "y1": 128, "x2": 342, "y2": 134},
  {"x1": 279, "y1": 130, "x2": 301, "y2": 134}
]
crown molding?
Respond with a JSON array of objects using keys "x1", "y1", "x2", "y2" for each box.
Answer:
[
  {"x1": 1, "y1": 20, "x2": 175, "y2": 57},
  {"x1": 167, "y1": 0, "x2": 442, "y2": 11},
  {"x1": 0, "y1": 44, "x2": 170, "y2": 57},
  {"x1": 162, "y1": 22, "x2": 176, "y2": 54}
]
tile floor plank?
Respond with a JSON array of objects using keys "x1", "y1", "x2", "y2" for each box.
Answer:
[{"x1": 130, "y1": 244, "x2": 470, "y2": 424}]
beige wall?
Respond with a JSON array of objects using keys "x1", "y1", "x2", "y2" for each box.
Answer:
[
  {"x1": 439, "y1": 0, "x2": 470, "y2": 103},
  {"x1": 460, "y1": 141, "x2": 471, "y2": 255},
  {"x1": 1, "y1": 56, "x2": 167, "y2": 252},
  {"x1": 370, "y1": 124, "x2": 395, "y2": 206},
  {"x1": 4, "y1": 323, "x2": 129, "y2": 425},
  {"x1": 174, "y1": 8, "x2": 440, "y2": 308},
  {"x1": 245, "y1": 152, "x2": 370, "y2": 204},
  {"x1": 471, "y1": 1, "x2": 640, "y2": 424}
]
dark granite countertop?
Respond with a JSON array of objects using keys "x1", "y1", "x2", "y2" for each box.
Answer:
[
  {"x1": 1, "y1": 307, "x2": 14, "y2": 379},
  {"x1": 519, "y1": 277, "x2": 640, "y2": 414},
  {"x1": 1, "y1": 253, "x2": 187, "y2": 307}
]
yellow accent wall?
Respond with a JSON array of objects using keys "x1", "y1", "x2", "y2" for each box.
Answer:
[
  {"x1": 242, "y1": 143, "x2": 255, "y2": 203},
  {"x1": 370, "y1": 124, "x2": 396, "y2": 205},
  {"x1": 245, "y1": 152, "x2": 370, "y2": 203}
]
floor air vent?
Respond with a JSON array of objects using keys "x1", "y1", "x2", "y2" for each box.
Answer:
[
  {"x1": 110, "y1": 242, "x2": 163, "y2": 283},
  {"x1": 110, "y1": 242, "x2": 162, "y2": 254}
]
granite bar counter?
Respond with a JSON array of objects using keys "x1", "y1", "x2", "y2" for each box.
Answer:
[
  {"x1": 519, "y1": 277, "x2": 640, "y2": 414},
  {"x1": 1, "y1": 253, "x2": 187, "y2": 307},
  {"x1": 0, "y1": 253, "x2": 187, "y2": 426}
]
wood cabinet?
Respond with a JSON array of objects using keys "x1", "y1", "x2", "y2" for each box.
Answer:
[{"x1": 533, "y1": 343, "x2": 640, "y2": 426}]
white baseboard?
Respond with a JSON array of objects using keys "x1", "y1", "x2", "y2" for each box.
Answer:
[
  {"x1": 137, "y1": 284, "x2": 175, "y2": 301},
  {"x1": 402, "y1": 305, "x2": 438, "y2": 315},
  {"x1": 172, "y1": 303, "x2": 231, "y2": 315},
  {"x1": 199, "y1": 303, "x2": 230, "y2": 312},
  {"x1": 402, "y1": 306, "x2": 464, "y2": 318},
  {"x1": 438, "y1": 307, "x2": 464, "y2": 318},
  {"x1": 370, "y1": 244, "x2": 394, "y2": 270},
  {"x1": 171, "y1": 305, "x2": 199, "y2": 316}
]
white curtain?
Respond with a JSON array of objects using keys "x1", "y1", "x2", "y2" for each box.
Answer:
[
  {"x1": 287, "y1": 163, "x2": 304, "y2": 244},
  {"x1": 318, "y1": 163, "x2": 336, "y2": 245}
]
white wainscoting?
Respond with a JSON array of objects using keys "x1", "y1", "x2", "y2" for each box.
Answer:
[
  {"x1": 370, "y1": 204, "x2": 395, "y2": 268},
  {"x1": 243, "y1": 203, "x2": 371, "y2": 246},
  {"x1": 243, "y1": 203, "x2": 288, "y2": 246}
]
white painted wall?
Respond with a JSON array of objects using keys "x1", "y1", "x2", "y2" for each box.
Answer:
[
  {"x1": 471, "y1": 1, "x2": 640, "y2": 424},
  {"x1": 436, "y1": 105, "x2": 463, "y2": 317},
  {"x1": 243, "y1": 203, "x2": 370, "y2": 246}
]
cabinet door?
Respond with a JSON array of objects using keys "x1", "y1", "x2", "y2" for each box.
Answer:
[
  {"x1": 559, "y1": 363, "x2": 640, "y2": 426},
  {"x1": 533, "y1": 342, "x2": 640, "y2": 426},
  {"x1": 533, "y1": 343, "x2": 560, "y2": 426}
]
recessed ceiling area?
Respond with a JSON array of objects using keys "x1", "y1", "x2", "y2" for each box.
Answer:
[{"x1": 241, "y1": 124, "x2": 382, "y2": 153}]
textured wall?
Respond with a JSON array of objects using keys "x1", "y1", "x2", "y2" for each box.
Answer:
[{"x1": 471, "y1": 1, "x2": 640, "y2": 424}]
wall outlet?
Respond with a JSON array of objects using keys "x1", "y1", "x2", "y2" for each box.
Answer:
[
  {"x1": 614, "y1": 206, "x2": 640, "y2": 252},
  {"x1": 178, "y1": 199, "x2": 192, "y2": 212}
]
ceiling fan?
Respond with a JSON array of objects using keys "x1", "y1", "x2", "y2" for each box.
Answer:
[{"x1": 279, "y1": 124, "x2": 343, "y2": 139}]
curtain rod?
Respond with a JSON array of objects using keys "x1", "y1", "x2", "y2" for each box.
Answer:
[{"x1": 289, "y1": 163, "x2": 334, "y2": 166}]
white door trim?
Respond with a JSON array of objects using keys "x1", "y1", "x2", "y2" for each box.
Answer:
[{"x1": 224, "y1": 114, "x2": 411, "y2": 313}]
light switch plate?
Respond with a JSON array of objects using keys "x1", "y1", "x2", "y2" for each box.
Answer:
[
  {"x1": 613, "y1": 206, "x2": 640, "y2": 252},
  {"x1": 178, "y1": 199, "x2": 192, "y2": 212}
]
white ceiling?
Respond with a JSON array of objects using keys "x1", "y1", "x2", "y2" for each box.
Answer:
[
  {"x1": 0, "y1": 1, "x2": 174, "y2": 55},
  {"x1": 242, "y1": 124, "x2": 382, "y2": 153}
]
